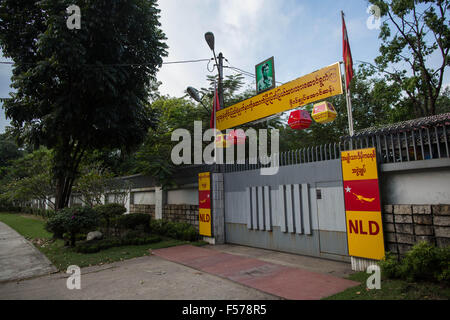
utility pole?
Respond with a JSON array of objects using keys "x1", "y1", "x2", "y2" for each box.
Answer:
[{"x1": 217, "y1": 52, "x2": 224, "y2": 110}]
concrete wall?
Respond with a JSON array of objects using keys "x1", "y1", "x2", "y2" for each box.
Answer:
[
  {"x1": 380, "y1": 159, "x2": 450, "y2": 204},
  {"x1": 379, "y1": 158, "x2": 450, "y2": 255}
]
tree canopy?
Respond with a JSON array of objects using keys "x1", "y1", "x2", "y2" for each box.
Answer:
[
  {"x1": 368, "y1": 0, "x2": 449, "y2": 117},
  {"x1": 0, "y1": 0, "x2": 168, "y2": 208}
]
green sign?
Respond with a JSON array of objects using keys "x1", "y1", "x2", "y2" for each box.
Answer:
[{"x1": 255, "y1": 56, "x2": 275, "y2": 94}]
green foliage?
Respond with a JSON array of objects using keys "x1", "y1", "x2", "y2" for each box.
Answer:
[
  {"x1": 0, "y1": 148, "x2": 55, "y2": 206},
  {"x1": 379, "y1": 242, "x2": 450, "y2": 284},
  {"x1": 94, "y1": 203, "x2": 127, "y2": 235},
  {"x1": 45, "y1": 207, "x2": 99, "y2": 246},
  {"x1": 149, "y1": 220, "x2": 199, "y2": 242},
  {"x1": 75, "y1": 235, "x2": 161, "y2": 253},
  {"x1": 0, "y1": 0, "x2": 167, "y2": 208},
  {"x1": 94, "y1": 203, "x2": 126, "y2": 219},
  {"x1": 0, "y1": 133, "x2": 23, "y2": 175},
  {"x1": 368, "y1": 0, "x2": 450, "y2": 116},
  {"x1": 116, "y1": 213, "x2": 151, "y2": 232}
]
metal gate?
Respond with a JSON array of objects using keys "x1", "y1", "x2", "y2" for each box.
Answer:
[{"x1": 223, "y1": 159, "x2": 349, "y2": 262}]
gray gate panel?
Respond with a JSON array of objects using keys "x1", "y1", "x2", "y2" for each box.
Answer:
[
  {"x1": 251, "y1": 187, "x2": 258, "y2": 230},
  {"x1": 318, "y1": 230, "x2": 348, "y2": 256},
  {"x1": 293, "y1": 184, "x2": 303, "y2": 234},
  {"x1": 264, "y1": 186, "x2": 272, "y2": 231},
  {"x1": 302, "y1": 183, "x2": 312, "y2": 235},
  {"x1": 316, "y1": 183, "x2": 346, "y2": 232},
  {"x1": 285, "y1": 185, "x2": 295, "y2": 233},
  {"x1": 246, "y1": 187, "x2": 252, "y2": 229},
  {"x1": 257, "y1": 187, "x2": 265, "y2": 231},
  {"x1": 279, "y1": 185, "x2": 287, "y2": 232},
  {"x1": 226, "y1": 223, "x2": 320, "y2": 258}
]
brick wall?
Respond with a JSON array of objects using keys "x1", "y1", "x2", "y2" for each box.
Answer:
[
  {"x1": 162, "y1": 204, "x2": 199, "y2": 231},
  {"x1": 129, "y1": 204, "x2": 155, "y2": 219},
  {"x1": 383, "y1": 204, "x2": 450, "y2": 257}
]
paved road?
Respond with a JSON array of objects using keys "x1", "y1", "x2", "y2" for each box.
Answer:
[
  {"x1": 0, "y1": 254, "x2": 281, "y2": 300},
  {"x1": 0, "y1": 220, "x2": 357, "y2": 300},
  {"x1": 0, "y1": 222, "x2": 57, "y2": 283}
]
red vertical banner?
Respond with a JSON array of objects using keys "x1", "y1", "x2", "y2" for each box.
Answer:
[{"x1": 341, "y1": 148, "x2": 385, "y2": 260}]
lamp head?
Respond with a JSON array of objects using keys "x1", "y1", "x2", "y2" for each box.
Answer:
[
  {"x1": 187, "y1": 86, "x2": 202, "y2": 103},
  {"x1": 204, "y1": 32, "x2": 215, "y2": 51}
]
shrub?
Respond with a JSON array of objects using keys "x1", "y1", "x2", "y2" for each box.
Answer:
[
  {"x1": 93, "y1": 203, "x2": 126, "y2": 235},
  {"x1": 45, "y1": 213, "x2": 66, "y2": 239},
  {"x1": 45, "y1": 207, "x2": 99, "y2": 246},
  {"x1": 117, "y1": 213, "x2": 151, "y2": 232},
  {"x1": 75, "y1": 235, "x2": 161, "y2": 253},
  {"x1": 149, "y1": 220, "x2": 199, "y2": 241},
  {"x1": 379, "y1": 242, "x2": 450, "y2": 284}
]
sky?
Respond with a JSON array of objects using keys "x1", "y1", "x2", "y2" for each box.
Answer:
[{"x1": 0, "y1": 0, "x2": 449, "y2": 133}]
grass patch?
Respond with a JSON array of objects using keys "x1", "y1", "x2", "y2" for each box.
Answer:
[
  {"x1": 0, "y1": 212, "x2": 52, "y2": 238},
  {"x1": 0, "y1": 212, "x2": 206, "y2": 271},
  {"x1": 324, "y1": 271, "x2": 450, "y2": 300}
]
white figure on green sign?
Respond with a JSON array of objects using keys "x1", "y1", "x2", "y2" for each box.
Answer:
[{"x1": 257, "y1": 62, "x2": 273, "y2": 92}]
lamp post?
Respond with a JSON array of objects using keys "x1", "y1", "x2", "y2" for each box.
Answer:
[{"x1": 204, "y1": 32, "x2": 224, "y2": 111}]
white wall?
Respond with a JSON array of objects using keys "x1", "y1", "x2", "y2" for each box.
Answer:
[
  {"x1": 132, "y1": 191, "x2": 155, "y2": 205},
  {"x1": 167, "y1": 189, "x2": 198, "y2": 205}
]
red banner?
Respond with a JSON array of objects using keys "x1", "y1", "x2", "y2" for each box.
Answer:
[{"x1": 343, "y1": 179, "x2": 381, "y2": 212}]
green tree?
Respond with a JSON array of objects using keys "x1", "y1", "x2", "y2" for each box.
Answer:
[
  {"x1": 0, "y1": 0, "x2": 167, "y2": 209},
  {"x1": 0, "y1": 132, "x2": 23, "y2": 175},
  {"x1": 368, "y1": 0, "x2": 449, "y2": 116},
  {"x1": 135, "y1": 97, "x2": 209, "y2": 188},
  {"x1": 0, "y1": 148, "x2": 55, "y2": 208}
]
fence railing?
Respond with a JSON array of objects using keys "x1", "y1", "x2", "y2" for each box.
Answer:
[{"x1": 181, "y1": 115, "x2": 450, "y2": 173}]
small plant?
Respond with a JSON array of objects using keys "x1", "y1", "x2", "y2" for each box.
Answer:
[
  {"x1": 379, "y1": 241, "x2": 450, "y2": 284},
  {"x1": 149, "y1": 219, "x2": 199, "y2": 241}
]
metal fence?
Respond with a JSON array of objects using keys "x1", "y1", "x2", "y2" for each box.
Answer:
[{"x1": 203, "y1": 114, "x2": 450, "y2": 173}]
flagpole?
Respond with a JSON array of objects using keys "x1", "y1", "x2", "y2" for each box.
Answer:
[{"x1": 341, "y1": 10, "x2": 355, "y2": 148}]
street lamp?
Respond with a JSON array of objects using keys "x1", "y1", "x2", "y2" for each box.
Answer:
[
  {"x1": 204, "y1": 31, "x2": 224, "y2": 111},
  {"x1": 187, "y1": 86, "x2": 211, "y2": 115}
]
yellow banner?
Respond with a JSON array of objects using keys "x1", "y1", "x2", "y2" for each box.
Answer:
[
  {"x1": 346, "y1": 211, "x2": 385, "y2": 260},
  {"x1": 216, "y1": 62, "x2": 343, "y2": 130},
  {"x1": 198, "y1": 172, "x2": 211, "y2": 191},
  {"x1": 198, "y1": 172, "x2": 212, "y2": 237},
  {"x1": 199, "y1": 208, "x2": 212, "y2": 237},
  {"x1": 341, "y1": 148, "x2": 379, "y2": 181}
]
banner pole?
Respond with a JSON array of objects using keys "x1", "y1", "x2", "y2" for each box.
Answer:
[{"x1": 341, "y1": 61, "x2": 354, "y2": 148}]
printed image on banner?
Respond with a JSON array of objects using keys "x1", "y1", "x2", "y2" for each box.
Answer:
[
  {"x1": 341, "y1": 148, "x2": 378, "y2": 181},
  {"x1": 346, "y1": 211, "x2": 385, "y2": 260},
  {"x1": 199, "y1": 190, "x2": 211, "y2": 209},
  {"x1": 216, "y1": 62, "x2": 343, "y2": 130},
  {"x1": 343, "y1": 179, "x2": 381, "y2": 212}
]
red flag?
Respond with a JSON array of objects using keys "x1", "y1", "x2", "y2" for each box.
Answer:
[
  {"x1": 210, "y1": 86, "x2": 220, "y2": 129},
  {"x1": 342, "y1": 12, "x2": 354, "y2": 91}
]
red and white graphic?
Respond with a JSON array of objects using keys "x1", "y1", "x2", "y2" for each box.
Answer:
[{"x1": 343, "y1": 179, "x2": 381, "y2": 212}]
